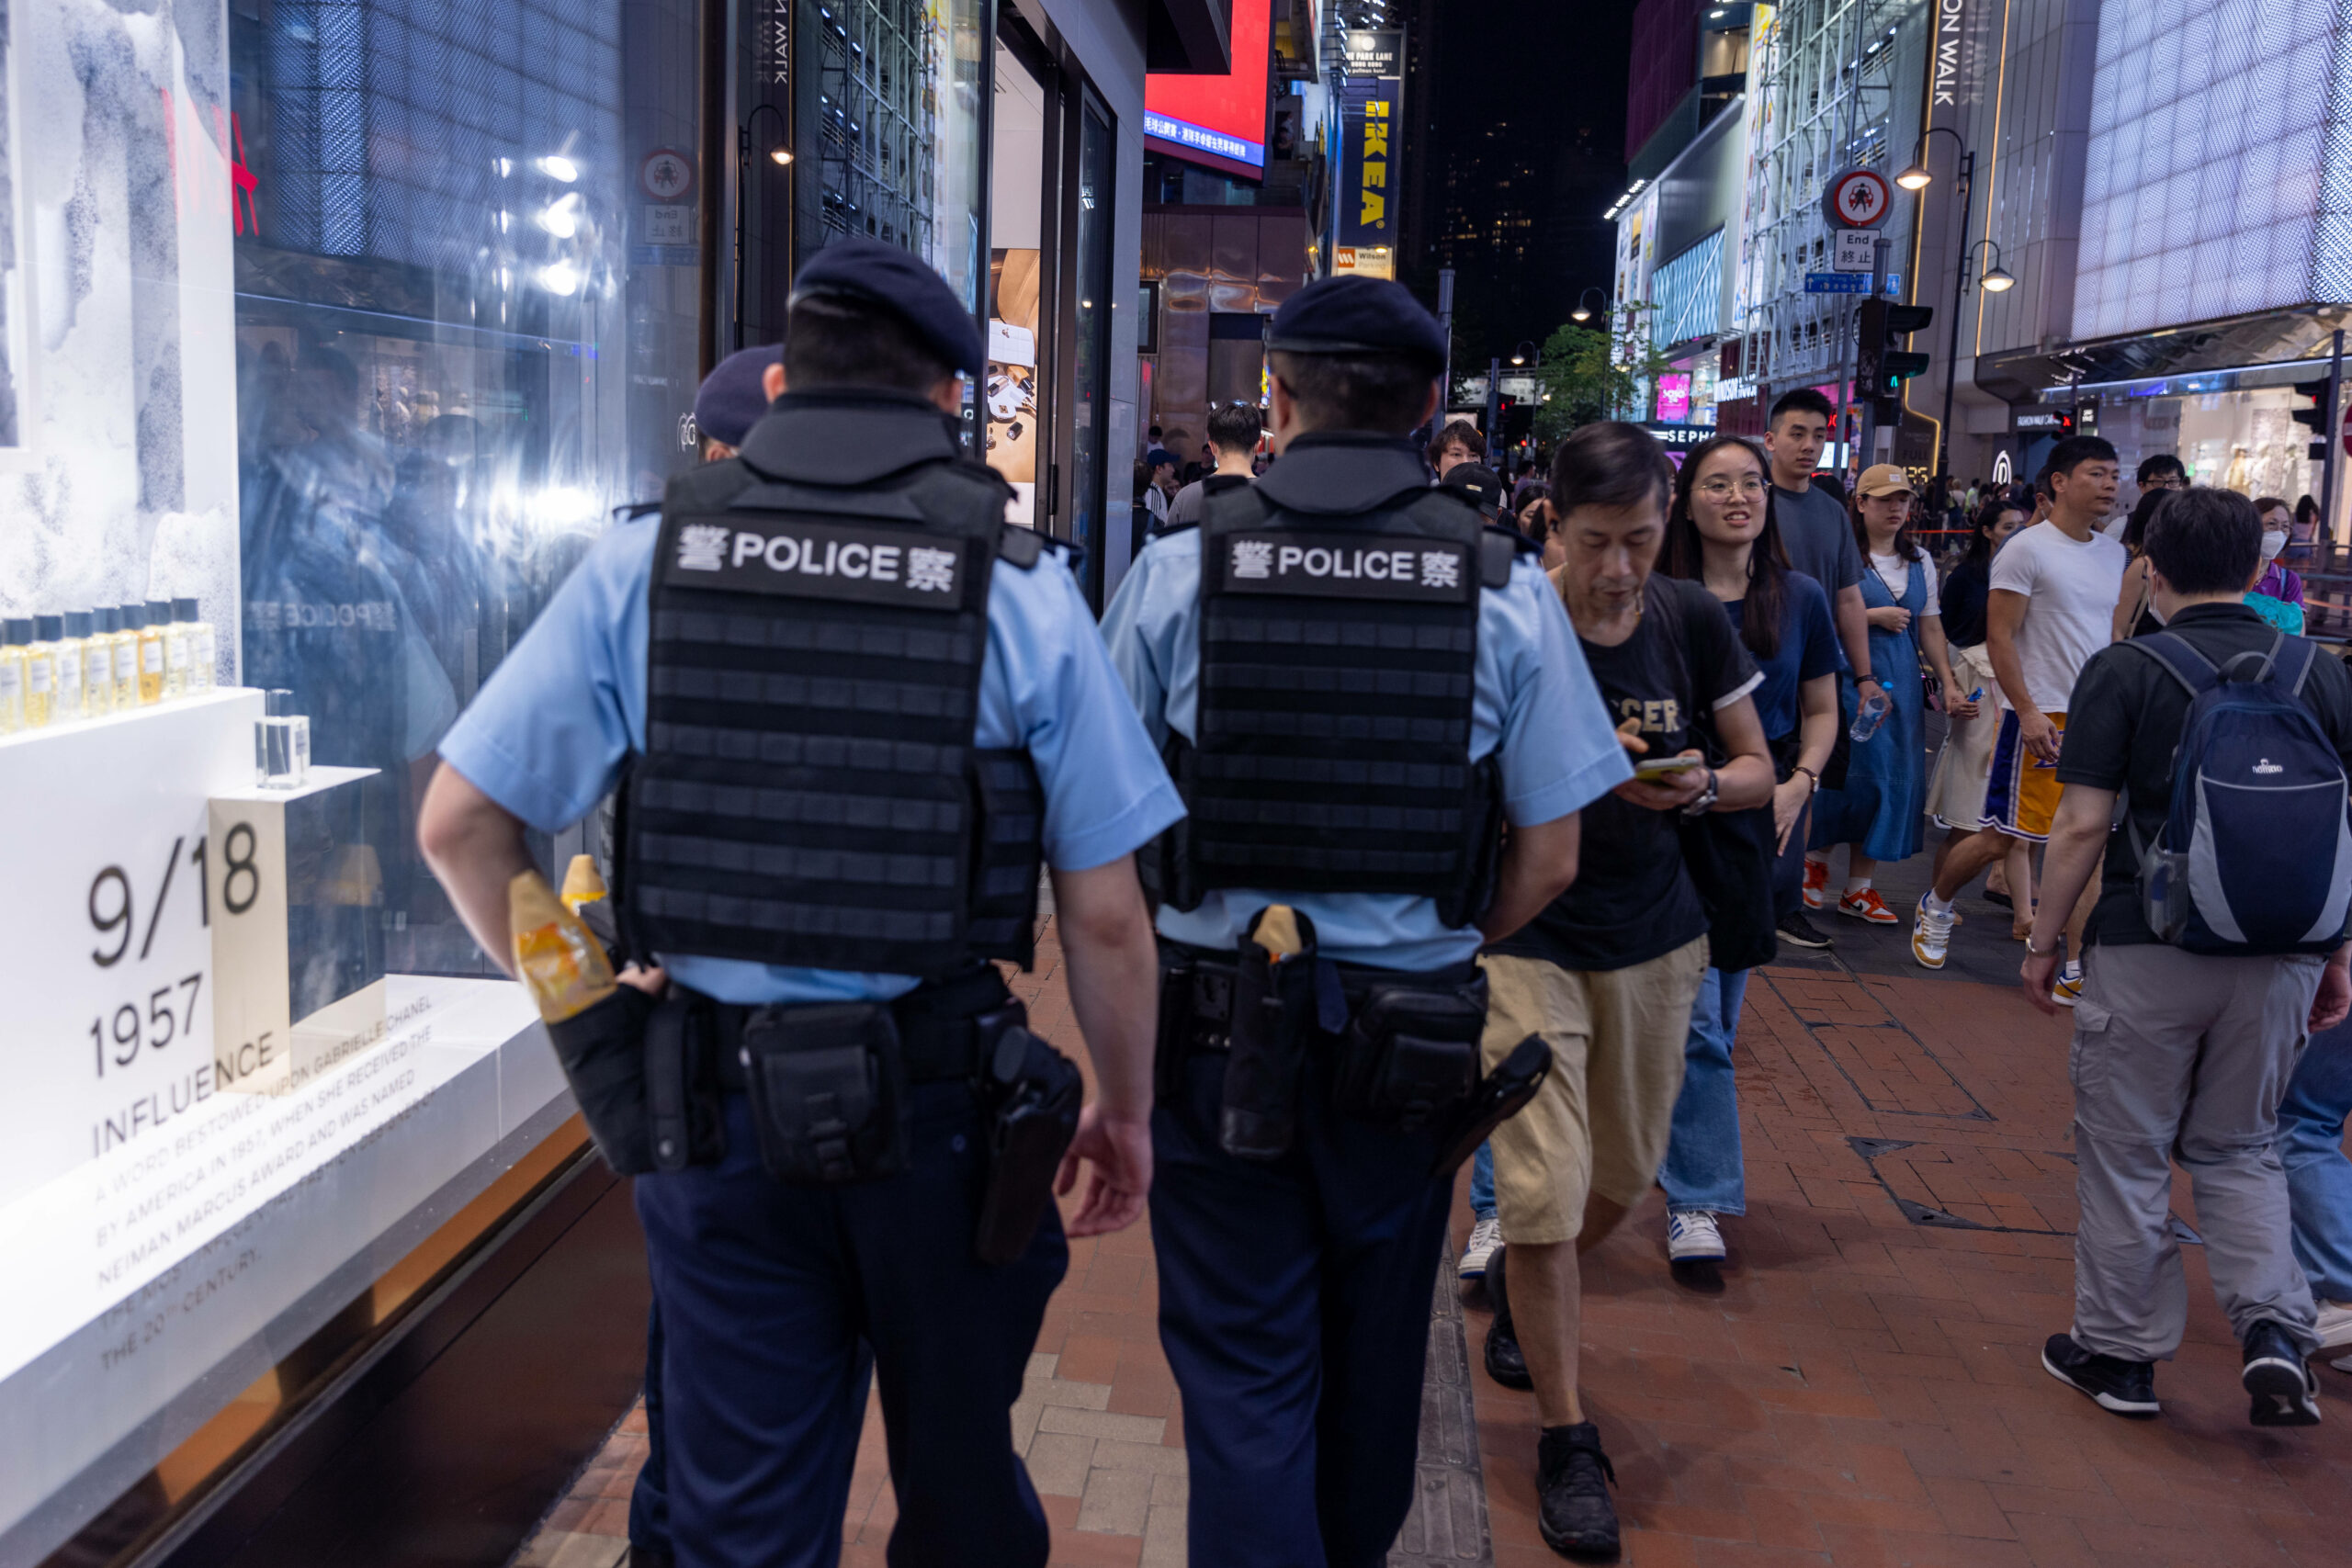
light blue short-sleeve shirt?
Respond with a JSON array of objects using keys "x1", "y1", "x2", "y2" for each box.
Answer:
[
  {"x1": 440, "y1": 515, "x2": 1185, "y2": 1004},
  {"x1": 1097, "y1": 527, "x2": 1631, "y2": 971}
]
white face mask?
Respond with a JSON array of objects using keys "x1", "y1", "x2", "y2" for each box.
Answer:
[{"x1": 2260, "y1": 528, "x2": 2289, "y2": 564}]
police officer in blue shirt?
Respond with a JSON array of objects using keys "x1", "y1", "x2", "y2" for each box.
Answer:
[
  {"x1": 1098, "y1": 275, "x2": 1632, "y2": 1567},
  {"x1": 417, "y1": 239, "x2": 1182, "y2": 1568}
]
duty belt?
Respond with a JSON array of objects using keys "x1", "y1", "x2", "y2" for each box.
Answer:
[
  {"x1": 1157, "y1": 937, "x2": 1479, "y2": 1053},
  {"x1": 707, "y1": 964, "x2": 1020, "y2": 1090}
]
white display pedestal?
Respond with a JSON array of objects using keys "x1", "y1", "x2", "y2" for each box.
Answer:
[{"x1": 0, "y1": 694, "x2": 574, "y2": 1564}]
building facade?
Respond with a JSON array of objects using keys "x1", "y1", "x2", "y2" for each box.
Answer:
[{"x1": 0, "y1": 0, "x2": 1223, "y2": 1561}]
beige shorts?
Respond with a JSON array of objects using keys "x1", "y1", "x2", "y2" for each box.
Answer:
[{"x1": 1479, "y1": 939, "x2": 1709, "y2": 1247}]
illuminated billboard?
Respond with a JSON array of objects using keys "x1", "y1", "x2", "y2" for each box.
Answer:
[{"x1": 1145, "y1": 0, "x2": 1274, "y2": 179}]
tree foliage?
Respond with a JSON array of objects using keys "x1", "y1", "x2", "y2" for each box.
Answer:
[{"x1": 1528, "y1": 303, "x2": 1680, "y2": 445}]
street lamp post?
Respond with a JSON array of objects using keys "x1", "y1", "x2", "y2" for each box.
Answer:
[
  {"x1": 736, "y1": 101, "x2": 795, "y2": 352},
  {"x1": 1571, "y1": 287, "x2": 1605, "y2": 325},
  {"x1": 1895, "y1": 125, "x2": 2001, "y2": 485}
]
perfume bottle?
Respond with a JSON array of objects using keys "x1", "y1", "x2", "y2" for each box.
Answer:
[
  {"x1": 107, "y1": 606, "x2": 140, "y2": 711},
  {"x1": 132, "y1": 602, "x2": 165, "y2": 705},
  {"x1": 0, "y1": 618, "x2": 27, "y2": 734},
  {"x1": 51, "y1": 614, "x2": 86, "y2": 723},
  {"x1": 81, "y1": 610, "x2": 114, "y2": 718},
  {"x1": 256, "y1": 688, "x2": 311, "y2": 789},
  {"x1": 23, "y1": 615, "x2": 59, "y2": 728},
  {"x1": 175, "y1": 597, "x2": 216, "y2": 694},
  {"x1": 152, "y1": 598, "x2": 187, "y2": 700}
]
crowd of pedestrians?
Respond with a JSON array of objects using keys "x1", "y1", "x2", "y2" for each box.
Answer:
[
  {"x1": 1438, "y1": 400, "x2": 2352, "y2": 1552},
  {"x1": 495, "y1": 268, "x2": 2352, "y2": 1568}
]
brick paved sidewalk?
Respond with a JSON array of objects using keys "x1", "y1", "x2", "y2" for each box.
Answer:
[{"x1": 516, "y1": 917, "x2": 2352, "y2": 1568}]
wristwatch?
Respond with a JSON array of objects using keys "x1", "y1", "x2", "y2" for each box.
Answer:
[
  {"x1": 2024, "y1": 932, "x2": 2061, "y2": 957},
  {"x1": 1792, "y1": 764, "x2": 1820, "y2": 795},
  {"x1": 1681, "y1": 768, "x2": 1720, "y2": 818}
]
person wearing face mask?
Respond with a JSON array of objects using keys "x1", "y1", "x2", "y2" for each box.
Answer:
[{"x1": 2246, "y1": 499, "x2": 2307, "y2": 635}]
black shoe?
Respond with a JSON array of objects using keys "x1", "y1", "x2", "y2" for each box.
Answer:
[
  {"x1": 2041, "y1": 1333, "x2": 2158, "y2": 1416},
  {"x1": 1985, "y1": 887, "x2": 2015, "y2": 910},
  {"x1": 2244, "y1": 1319, "x2": 2322, "y2": 1427},
  {"x1": 1536, "y1": 1422, "x2": 1621, "y2": 1559},
  {"x1": 1776, "y1": 911, "x2": 1833, "y2": 950},
  {"x1": 1484, "y1": 1245, "x2": 1532, "y2": 1389},
  {"x1": 1669, "y1": 1258, "x2": 1725, "y2": 1294}
]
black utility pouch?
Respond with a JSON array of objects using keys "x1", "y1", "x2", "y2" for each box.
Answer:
[
  {"x1": 974, "y1": 1024, "x2": 1084, "y2": 1266},
  {"x1": 1220, "y1": 911, "x2": 1318, "y2": 1162},
  {"x1": 738, "y1": 1002, "x2": 910, "y2": 1185},
  {"x1": 1430, "y1": 1033, "x2": 1553, "y2": 1179},
  {"x1": 544, "y1": 986, "x2": 656, "y2": 1176},
  {"x1": 1153, "y1": 948, "x2": 1200, "y2": 1102},
  {"x1": 1336, "y1": 970, "x2": 1489, "y2": 1132}
]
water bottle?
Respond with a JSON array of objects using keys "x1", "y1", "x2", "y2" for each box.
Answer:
[{"x1": 1849, "y1": 686, "x2": 1893, "y2": 743}]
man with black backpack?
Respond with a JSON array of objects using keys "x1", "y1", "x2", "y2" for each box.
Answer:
[{"x1": 2024, "y1": 487, "x2": 2352, "y2": 1428}]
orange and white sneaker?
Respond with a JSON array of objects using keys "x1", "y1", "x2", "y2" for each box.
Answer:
[
  {"x1": 1913, "y1": 897, "x2": 1955, "y2": 969},
  {"x1": 1838, "y1": 888, "x2": 1899, "y2": 924},
  {"x1": 1802, "y1": 859, "x2": 1829, "y2": 910}
]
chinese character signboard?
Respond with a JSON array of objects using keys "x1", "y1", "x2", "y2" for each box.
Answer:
[{"x1": 1338, "y1": 30, "x2": 1403, "y2": 254}]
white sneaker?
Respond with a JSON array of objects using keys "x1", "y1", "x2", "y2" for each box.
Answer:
[
  {"x1": 1459, "y1": 1215, "x2": 1502, "y2": 1279},
  {"x1": 1912, "y1": 896, "x2": 1954, "y2": 969},
  {"x1": 1667, "y1": 1209, "x2": 1725, "y2": 1261},
  {"x1": 2317, "y1": 1299, "x2": 2352, "y2": 1352}
]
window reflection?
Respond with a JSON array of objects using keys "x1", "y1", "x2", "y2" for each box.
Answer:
[{"x1": 230, "y1": 0, "x2": 704, "y2": 974}]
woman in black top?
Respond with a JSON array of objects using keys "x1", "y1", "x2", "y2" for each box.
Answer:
[
  {"x1": 2109, "y1": 490, "x2": 2174, "y2": 643},
  {"x1": 1925, "y1": 496, "x2": 2034, "y2": 929}
]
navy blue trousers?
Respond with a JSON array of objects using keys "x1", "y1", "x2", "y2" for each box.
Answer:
[
  {"x1": 1150, "y1": 1051, "x2": 1453, "y2": 1568},
  {"x1": 634, "y1": 1088, "x2": 1065, "y2": 1568}
]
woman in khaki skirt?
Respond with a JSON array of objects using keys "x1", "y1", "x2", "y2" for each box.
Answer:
[{"x1": 1925, "y1": 496, "x2": 2033, "y2": 934}]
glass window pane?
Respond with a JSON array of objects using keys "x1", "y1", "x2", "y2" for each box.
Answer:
[
  {"x1": 1070, "y1": 96, "x2": 1114, "y2": 604},
  {"x1": 232, "y1": 0, "x2": 706, "y2": 976}
]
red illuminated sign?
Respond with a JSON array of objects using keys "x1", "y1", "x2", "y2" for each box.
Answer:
[{"x1": 1145, "y1": 0, "x2": 1274, "y2": 180}]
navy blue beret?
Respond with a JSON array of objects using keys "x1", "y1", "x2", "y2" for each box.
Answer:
[
  {"x1": 790, "y1": 239, "x2": 986, "y2": 379},
  {"x1": 1265, "y1": 276, "x2": 1446, "y2": 367},
  {"x1": 694, "y1": 345, "x2": 782, "y2": 449}
]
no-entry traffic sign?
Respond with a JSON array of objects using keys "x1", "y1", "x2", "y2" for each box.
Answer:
[{"x1": 1823, "y1": 167, "x2": 1892, "y2": 231}]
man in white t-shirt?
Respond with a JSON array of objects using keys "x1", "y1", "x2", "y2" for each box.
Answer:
[{"x1": 1914, "y1": 436, "x2": 2124, "y2": 997}]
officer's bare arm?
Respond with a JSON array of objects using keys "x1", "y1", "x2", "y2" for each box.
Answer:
[
  {"x1": 1050, "y1": 857, "x2": 1158, "y2": 1121},
  {"x1": 1477, "y1": 813, "x2": 1581, "y2": 944},
  {"x1": 417, "y1": 761, "x2": 537, "y2": 979},
  {"x1": 1048, "y1": 855, "x2": 1159, "y2": 1235}
]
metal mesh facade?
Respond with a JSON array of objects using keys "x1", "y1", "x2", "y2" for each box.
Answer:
[
  {"x1": 265, "y1": 0, "x2": 624, "y2": 269},
  {"x1": 2075, "y1": 0, "x2": 2344, "y2": 339}
]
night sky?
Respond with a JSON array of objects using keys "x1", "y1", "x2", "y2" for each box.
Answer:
[{"x1": 1406, "y1": 0, "x2": 1642, "y2": 364}]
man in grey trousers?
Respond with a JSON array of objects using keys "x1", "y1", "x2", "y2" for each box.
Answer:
[{"x1": 2021, "y1": 486, "x2": 2352, "y2": 1427}]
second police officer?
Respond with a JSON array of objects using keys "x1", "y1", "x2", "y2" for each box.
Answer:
[
  {"x1": 416, "y1": 239, "x2": 1182, "y2": 1568},
  {"x1": 1099, "y1": 275, "x2": 1632, "y2": 1566}
]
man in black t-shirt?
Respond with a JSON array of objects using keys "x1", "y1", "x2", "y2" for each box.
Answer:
[
  {"x1": 2025, "y1": 487, "x2": 2352, "y2": 1429},
  {"x1": 1477, "y1": 423, "x2": 1776, "y2": 1557}
]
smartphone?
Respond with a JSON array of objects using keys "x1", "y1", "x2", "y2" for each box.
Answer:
[{"x1": 1633, "y1": 756, "x2": 1705, "y2": 782}]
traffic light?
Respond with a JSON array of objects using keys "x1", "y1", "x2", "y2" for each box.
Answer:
[
  {"x1": 1858, "y1": 298, "x2": 1934, "y2": 419},
  {"x1": 2293, "y1": 378, "x2": 2336, "y2": 462}
]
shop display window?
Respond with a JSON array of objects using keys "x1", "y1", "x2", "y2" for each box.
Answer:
[{"x1": 0, "y1": 0, "x2": 702, "y2": 1559}]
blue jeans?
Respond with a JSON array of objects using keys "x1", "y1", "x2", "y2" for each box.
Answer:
[
  {"x1": 1658, "y1": 967, "x2": 1751, "y2": 1214},
  {"x1": 1470, "y1": 1142, "x2": 1496, "y2": 1220},
  {"x1": 2282, "y1": 1018, "x2": 2352, "y2": 1303}
]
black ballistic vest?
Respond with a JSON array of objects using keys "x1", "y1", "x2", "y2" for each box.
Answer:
[
  {"x1": 622, "y1": 399, "x2": 1045, "y2": 977},
  {"x1": 1159, "y1": 448, "x2": 1514, "y2": 928}
]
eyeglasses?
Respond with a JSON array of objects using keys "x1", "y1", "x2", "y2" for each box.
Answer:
[
  {"x1": 2145, "y1": 475, "x2": 2187, "y2": 490},
  {"x1": 1695, "y1": 477, "x2": 1767, "y2": 500}
]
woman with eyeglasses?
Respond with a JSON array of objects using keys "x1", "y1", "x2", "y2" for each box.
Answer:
[
  {"x1": 1651, "y1": 435, "x2": 1841, "y2": 1287},
  {"x1": 1804, "y1": 467, "x2": 1974, "y2": 922}
]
